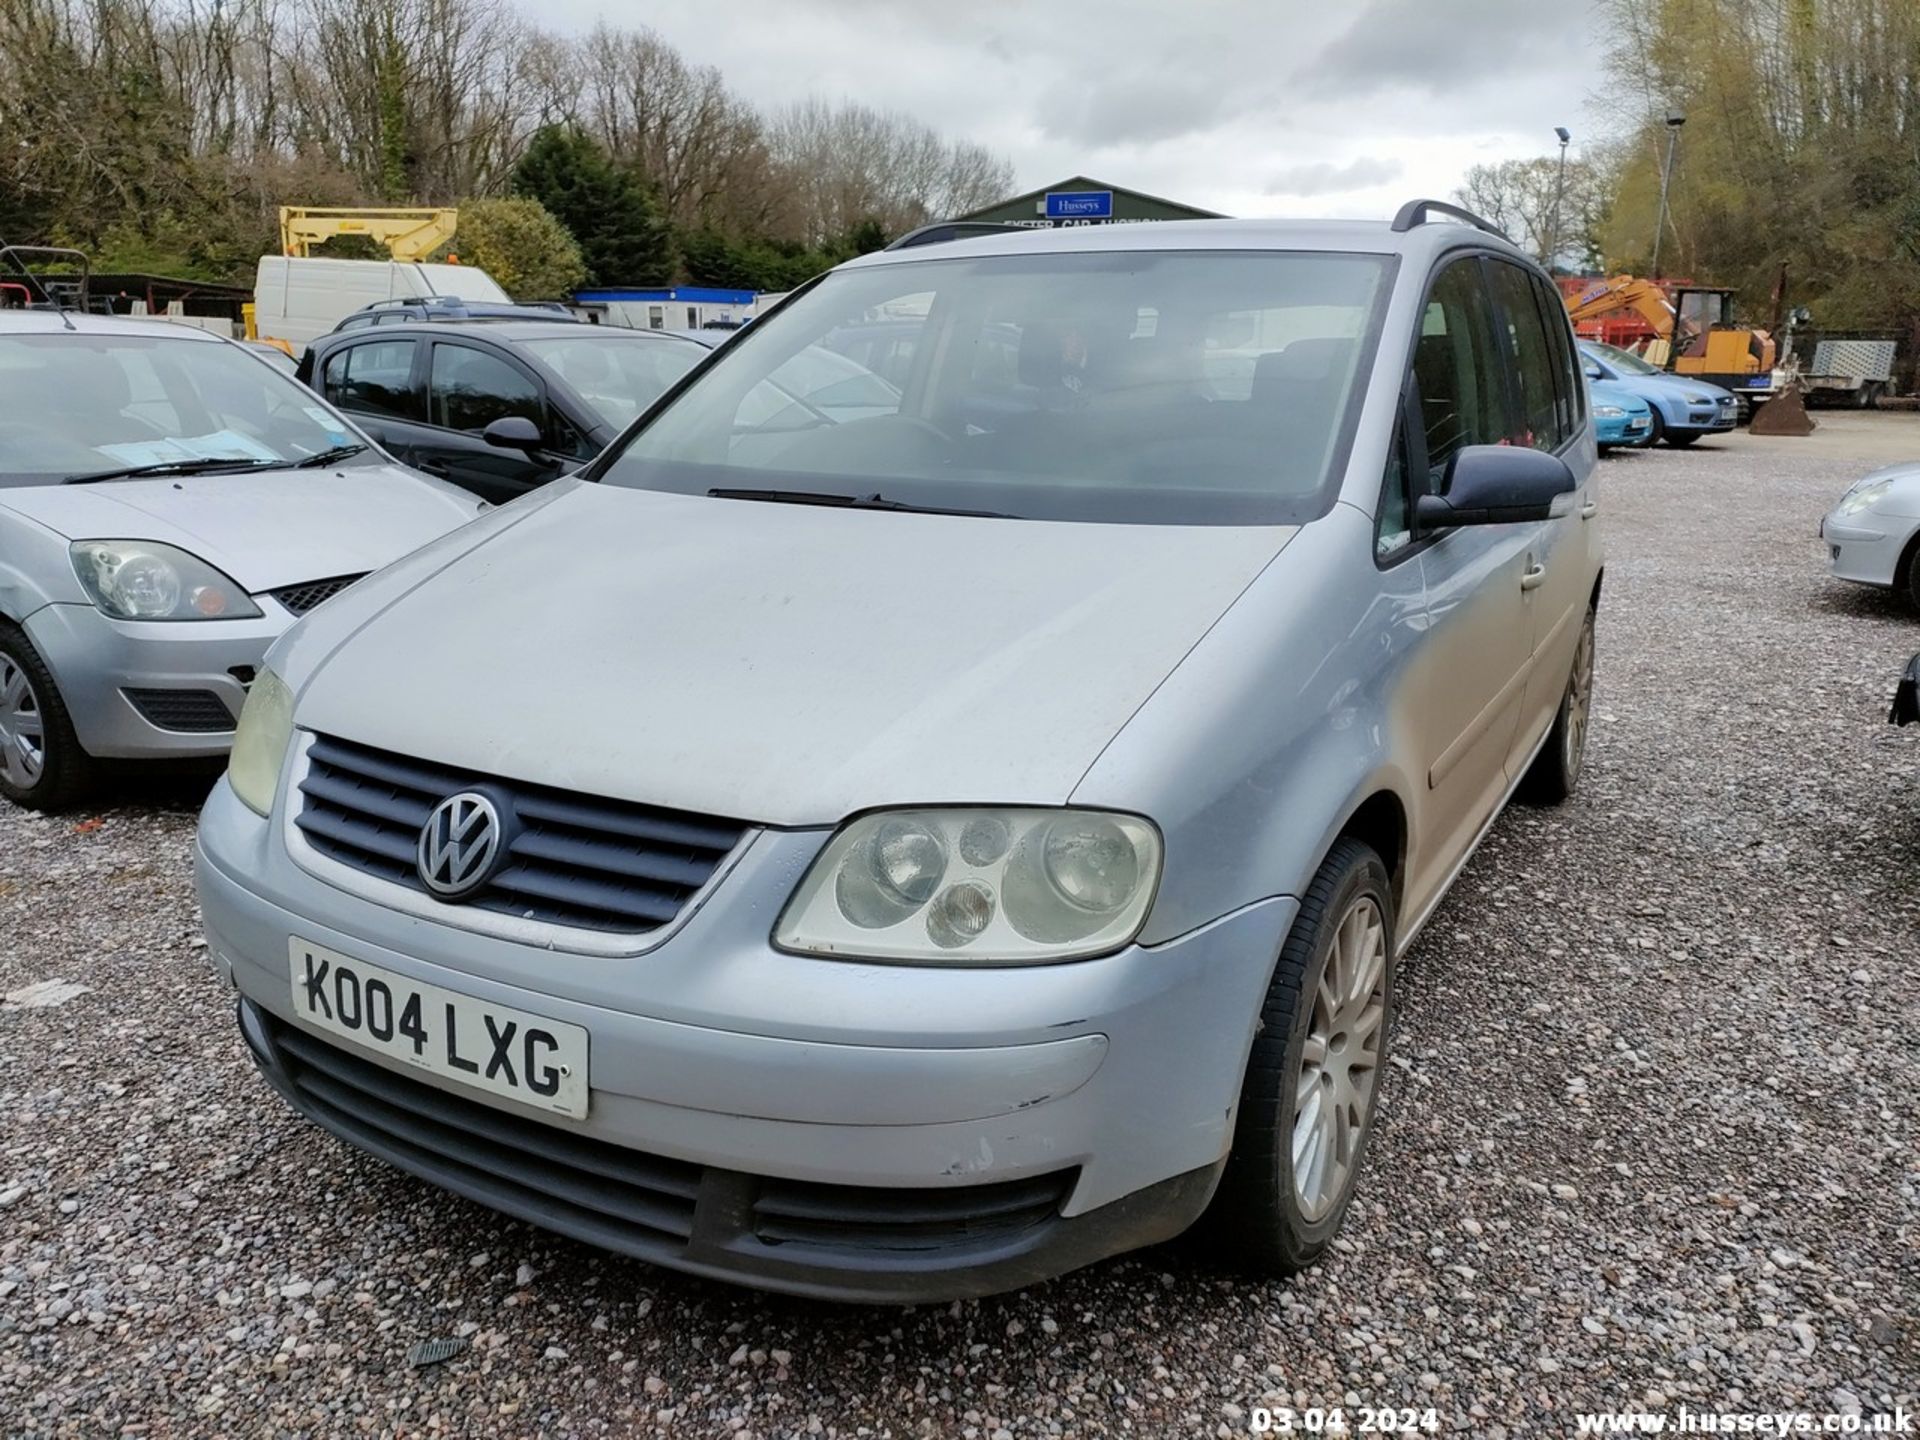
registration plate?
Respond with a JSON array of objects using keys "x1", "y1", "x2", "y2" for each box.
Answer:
[{"x1": 287, "y1": 939, "x2": 589, "y2": 1119}]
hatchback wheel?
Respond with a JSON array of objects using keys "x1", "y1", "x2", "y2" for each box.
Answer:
[
  {"x1": 1519, "y1": 605, "x2": 1596, "y2": 805},
  {"x1": 1204, "y1": 838, "x2": 1395, "y2": 1275},
  {"x1": 0, "y1": 624, "x2": 92, "y2": 811}
]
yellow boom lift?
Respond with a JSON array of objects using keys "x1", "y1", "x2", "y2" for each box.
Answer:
[
  {"x1": 276, "y1": 206, "x2": 459, "y2": 260},
  {"x1": 246, "y1": 207, "x2": 462, "y2": 345}
]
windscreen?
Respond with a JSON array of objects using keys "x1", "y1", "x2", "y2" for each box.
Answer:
[
  {"x1": 0, "y1": 333, "x2": 370, "y2": 485},
  {"x1": 520, "y1": 335, "x2": 706, "y2": 429},
  {"x1": 1585, "y1": 340, "x2": 1662, "y2": 376},
  {"x1": 597, "y1": 250, "x2": 1392, "y2": 525}
]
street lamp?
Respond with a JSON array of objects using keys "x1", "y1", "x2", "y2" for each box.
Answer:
[
  {"x1": 1546, "y1": 125, "x2": 1571, "y2": 271},
  {"x1": 1650, "y1": 108, "x2": 1685, "y2": 278}
]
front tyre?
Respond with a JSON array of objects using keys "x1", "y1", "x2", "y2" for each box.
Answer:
[
  {"x1": 1519, "y1": 605, "x2": 1596, "y2": 805},
  {"x1": 0, "y1": 623, "x2": 93, "y2": 812},
  {"x1": 1204, "y1": 837, "x2": 1395, "y2": 1275}
]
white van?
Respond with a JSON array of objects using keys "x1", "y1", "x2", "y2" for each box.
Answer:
[{"x1": 252, "y1": 257, "x2": 510, "y2": 351}]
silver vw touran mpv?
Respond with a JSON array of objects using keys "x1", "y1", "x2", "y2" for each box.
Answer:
[{"x1": 197, "y1": 202, "x2": 1603, "y2": 1302}]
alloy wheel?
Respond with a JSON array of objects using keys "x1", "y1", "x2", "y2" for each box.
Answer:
[
  {"x1": 0, "y1": 654, "x2": 47, "y2": 790},
  {"x1": 1291, "y1": 894, "x2": 1388, "y2": 1221},
  {"x1": 1562, "y1": 616, "x2": 1595, "y2": 784}
]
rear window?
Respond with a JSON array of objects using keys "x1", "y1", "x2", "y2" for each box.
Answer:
[{"x1": 598, "y1": 250, "x2": 1394, "y2": 526}]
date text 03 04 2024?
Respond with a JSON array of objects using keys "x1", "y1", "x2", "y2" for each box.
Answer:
[{"x1": 286, "y1": 938, "x2": 591, "y2": 1119}]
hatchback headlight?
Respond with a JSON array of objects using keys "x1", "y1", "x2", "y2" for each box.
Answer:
[
  {"x1": 775, "y1": 808, "x2": 1162, "y2": 964},
  {"x1": 1594, "y1": 405, "x2": 1626, "y2": 418},
  {"x1": 227, "y1": 668, "x2": 295, "y2": 816},
  {"x1": 1838, "y1": 479, "x2": 1893, "y2": 516},
  {"x1": 1684, "y1": 392, "x2": 1713, "y2": 404},
  {"x1": 71, "y1": 541, "x2": 261, "y2": 621}
]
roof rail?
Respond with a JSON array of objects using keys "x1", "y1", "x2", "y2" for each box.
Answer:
[
  {"x1": 1389, "y1": 199, "x2": 1508, "y2": 241},
  {"x1": 885, "y1": 221, "x2": 1030, "y2": 251}
]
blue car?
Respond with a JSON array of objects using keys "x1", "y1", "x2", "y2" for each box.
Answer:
[
  {"x1": 1578, "y1": 340, "x2": 1740, "y2": 447},
  {"x1": 1590, "y1": 379, "x2": 1654, "y2": 452}
]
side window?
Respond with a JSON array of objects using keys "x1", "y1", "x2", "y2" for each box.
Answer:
[
  {"x1": 1534, "y1": 273, "x2": 1584, "y2": 437},
  {"x1": 1376, "y1": 412, "x2": 1414, "y2": 558},
  {"x1": 429, "y1": 343, "x2": 544, "y2": 434},
  {"x1": 1486, "y1": 260, "x2": 1559, "y2": 451},
  {"x1": 1412, "y1": 259, "x2": 1516, "y2": 486},
  {"x1": 321, "y1": 340, "x2": 421, "y2": 420}
]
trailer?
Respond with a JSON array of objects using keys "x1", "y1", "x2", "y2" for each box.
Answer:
[{"x1": 1783, "y1": 332, "x2": 1898, "y2": 408}]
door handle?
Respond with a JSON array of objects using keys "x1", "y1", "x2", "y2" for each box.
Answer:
[
  {"x1": 416, "y1": 458, "x2": 450, "y2": 477},
  {"x1": 1520, "y1": 562, "x2": 1547, "y2": 591},
  {"x1": 1580, "y1": 500, "x2": 1599, "y2": 520}
]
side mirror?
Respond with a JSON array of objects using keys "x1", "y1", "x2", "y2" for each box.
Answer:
[
  {"x1": 1582, "y1": 363, "x2": 1603, "y2": 380},
  {"x1": 482, "y1": 415, "x2": 544, "y2": 452},
  {"x1": 1415, "y1": 445, "x2": 1576, "y2": 531}
]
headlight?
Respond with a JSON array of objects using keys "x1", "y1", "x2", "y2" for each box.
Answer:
[
  {"x1": 1684, "y1": 393, "x2": 1712, "y2": 404},
  {"x1": 227, "y1": 668, "x2": 295, "y2": 816},
  {"x1": 775, "y1": 808, "x2": 1163, "y2": 964},
  {"x1": 1838, "y1": 479, "x2": 1894, "y2": 516},
  {"x1": 70, "y1": 541, "x2": 262, "y2": 621},
  {"x1": 1595, "y1": 405, "x2": 1626, "y2": 418}
]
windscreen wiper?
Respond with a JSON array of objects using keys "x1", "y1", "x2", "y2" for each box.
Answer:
[
  {"x1": 706, "y1": 487, "x2": 1010, "y2": 519},
  {"x1": 291, "y1": 443, "x2": 370, "y2": 468},
  {"x1": 62, "y1": 457, "x2": 283, "y2": 485}
]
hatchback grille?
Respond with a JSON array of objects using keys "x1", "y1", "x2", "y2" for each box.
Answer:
[
  {"x1": 270, "y1": 1018, "x2": 701, "y2": 1246},
  {"x1": 123, "y1": 687, "x2": 235, "y2": 733},
  {"x1": 260, "y1": 1011, "x2": 1073, "y2": 1266},
  {"x1": 270, "y1": 574, "x2": 367, "y2": 615},
  {"x1": 750, "y1": 1172, "x2": 1071, "y2": 1252},
  {"x1": 293, "y1": 733, "x2": 748, "y2": 935}
]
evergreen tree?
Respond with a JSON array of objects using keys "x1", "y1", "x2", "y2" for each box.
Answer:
[{"x1": 512, "y1": 126, "x2": 674, "y2": 286}]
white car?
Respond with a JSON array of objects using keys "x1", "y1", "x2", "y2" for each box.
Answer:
[{"x1": 1821, "y1": 464, "x2": 1920, "y2": 608}]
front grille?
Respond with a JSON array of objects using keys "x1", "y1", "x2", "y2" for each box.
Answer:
[
  {"x1": 263, "y1": 1014, "x2": 1073, "y2": 1266},
  {"x1": 123, "y1": 687, "x2": 235, "y2": 733},
  {"x1": 270, "y1": 574, "x2": 367, "y2": 615},
  {"x1": 270, "y1": 1018, "x2": 700, "y2": 1246},
  {"x1": 751, "y1": 1172, "x2": 1070, "y2": 1253},
  {"x1": 294, "y1": 733, "x2": 747, "y2": 935}
]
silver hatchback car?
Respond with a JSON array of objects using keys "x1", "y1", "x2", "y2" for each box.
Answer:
[
  {"x1": 0, "y1": 311, "x2": 481, "y2": 810},
  {"x1": 196, "y1": 202, "x2": 1603, "y2": 1302}
]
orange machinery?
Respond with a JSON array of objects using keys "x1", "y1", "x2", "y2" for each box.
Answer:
[{"x1": 1560, "y1": 274, "x2": 1777, "y2": 400}]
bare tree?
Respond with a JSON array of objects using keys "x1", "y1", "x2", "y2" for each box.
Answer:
[{"x1": 0, "y1": 0, "x2": 1020, "y2": 275}]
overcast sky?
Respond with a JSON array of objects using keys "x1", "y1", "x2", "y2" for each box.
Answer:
[{"x1": 544, "y1": 0, "x2": 1610, "y2": 218}]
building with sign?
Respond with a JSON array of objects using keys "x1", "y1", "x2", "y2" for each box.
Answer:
[{"x1": 955, "y1": 175, "x2": 1223, "y2": 229}]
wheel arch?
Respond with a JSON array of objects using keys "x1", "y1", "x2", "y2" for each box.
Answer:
[{"x1": 1326, "y1": 787, "x2": 1409, "y2": 917}]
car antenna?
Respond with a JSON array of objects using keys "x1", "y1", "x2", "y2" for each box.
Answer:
[{"x1": 0, "y1": 238, "x2": 89, "y2": 331}]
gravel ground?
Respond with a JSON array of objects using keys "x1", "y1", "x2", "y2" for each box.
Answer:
[{"x1": 2, "y1": 434, "x2": 1916, "y2": 1437}]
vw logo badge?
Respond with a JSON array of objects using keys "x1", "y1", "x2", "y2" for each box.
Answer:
[{"x1": 417, "y1": 791, "x2": 504, "y2": 900}]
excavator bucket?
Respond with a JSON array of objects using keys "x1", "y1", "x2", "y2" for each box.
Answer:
[{"x1": 1749, "y1": 380, "x2": 1815, "y2": 437}]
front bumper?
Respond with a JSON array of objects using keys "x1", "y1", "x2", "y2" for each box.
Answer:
[
  {"x1": 1596, "y1": 414, "x2": 1652, "y2": 446},
  {"x1": 1668, "y1": 402, "x2": 1738, "y2": 436},
  {"x1": 24, "y1": 602, "x2": 288, "y2": 759},
  {"x1": 1819, "y1": 512, "x2": 1911, "y2": 588},
  {"x1": 195, "y1": 777, "x2": 1294, "y2": 1301}
]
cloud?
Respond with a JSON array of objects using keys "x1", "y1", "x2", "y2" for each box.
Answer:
[
  {"x1": 1302, "y1": 0, "x2": 1568, "y2": 97},
  {"x1": 536, "y1": 0, "x2": 1607, "y2": 220},
  {"x1": 1265, "y1": 156, "x2": 1404, "y2": 197},
  {"x1": 1035, "y1": 74, "x2": 1232, "y2": 148}
]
